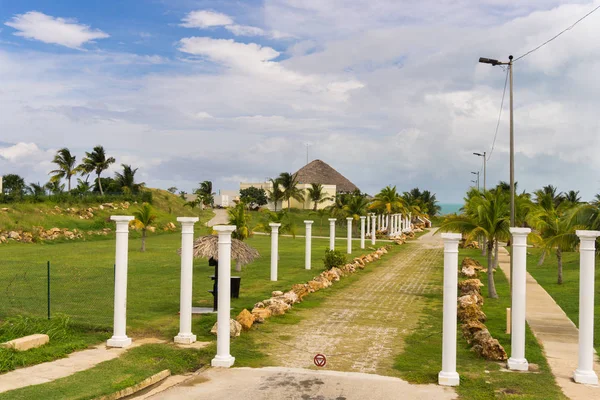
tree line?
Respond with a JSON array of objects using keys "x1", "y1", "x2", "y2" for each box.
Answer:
[
  {"x1": 439, "y1": 183, "x2": 600, "y2": 298},
  {"x1": 1, "y1": 146, "x2": 146, "y2": 202}
]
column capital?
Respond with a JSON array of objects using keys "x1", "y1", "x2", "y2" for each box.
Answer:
[
  {"x1": 303, "y1": 220, "x2": 314, "y2": 225},
  {"x1": 576, "y1": 230, "x2": 600, "y2": 239},
  {"x1": 110, "y1": 215, "x2": 135, "y2": 222},
  {"x1": 214, "y1": 225, "x2": 236, "y2": 233},
  {"x1": 360, "y1": 216, "x2": 366, "y2": 220},
  {"x1": 328, "y1": 218, "x2": 337, "y2": 222},
  {"x1": 509, "y1": 227, "x2": 531, "y2": 236},
  {"x1": 269, "y1": 223, "x2": 282, "y2": 228},
  {"x1": 346, "y1": 217, "x2": 353, "y2": 221},
  {"x1": 177, "y1": 216, "x2": 199, "y2": 224},
  {"x1": 441, "y1": 233, "x2": 462, "y2": 242}
]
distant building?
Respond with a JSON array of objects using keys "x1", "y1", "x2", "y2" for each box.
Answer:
[
  {"x1": 214, "y1": 190, "x2": 239, "y2": 208},
  {"x1": 240, "y1": 159, "x2": 359, "y2": 211}
]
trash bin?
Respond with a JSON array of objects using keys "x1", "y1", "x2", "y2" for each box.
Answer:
[{"x1": 230, "y1": 276, "x2": 241, "y2": 299}]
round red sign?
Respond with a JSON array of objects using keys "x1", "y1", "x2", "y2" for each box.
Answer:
[{"x1": 314, "y1": 353, "x2": 327, "y2": 367}]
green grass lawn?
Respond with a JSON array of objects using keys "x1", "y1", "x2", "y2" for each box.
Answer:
[
  {"x1": 526, "y1": 247, "x2": 600, "y2": 352},
  {"x1": 394, "y1": 248, "x2": 566, "y2": 399},
  {"x1": 0, "y1": 343, "x2": 210, "y2": 400}
]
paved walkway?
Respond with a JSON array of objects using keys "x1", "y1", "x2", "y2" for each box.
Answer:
[
  {"x1": 0, "y1": 338, "x2": 165, "y2": 394},
  {"x1": 152, "y1": 367, "x2": 456, "y2": 400},
  {"x1": 207, "y1": 209, "x2": 228, "y2": 227},
  {"x1": 498, "y1": 247, "x2": 600, "y2": 399},
  {"x1": 152, "y1": 229, "x2": 456, "y2": 400}
]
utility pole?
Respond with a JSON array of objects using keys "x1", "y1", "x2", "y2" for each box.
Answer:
[
  {"x1": 471, "y1": 172, "x2": 480, "y2": 190},
  {"x1": 473, "y1": 152, "x2": 487, "y2": 190},
  {"x1": 508, "y1": 55, "x2": 515, "y2": 228}
]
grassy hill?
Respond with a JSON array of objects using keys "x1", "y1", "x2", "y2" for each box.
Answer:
[{"x1": 0, "y1": 189, "x2": 214, "y2": 244}]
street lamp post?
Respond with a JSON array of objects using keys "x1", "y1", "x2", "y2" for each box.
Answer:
[
  {"x1": 471, "y1": 171, "x2": 480, "y2": 190},
  {"x1": 473, "y1": 152, "x2": 486, "y2": 190},
  {"x1": 478, "y1": 55, "x2": 514, "y2": 227}
]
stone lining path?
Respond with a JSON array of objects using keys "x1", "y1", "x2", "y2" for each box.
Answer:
[{"x1": 497, "y1": 247, "x2": 600, "y2": 400}]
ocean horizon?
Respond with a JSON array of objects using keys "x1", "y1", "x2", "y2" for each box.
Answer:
[{"x1": 438, "y1": 203, "x2": 462, "y2": 215}]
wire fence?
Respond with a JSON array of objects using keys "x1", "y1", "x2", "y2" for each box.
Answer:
[{"x1": 0, "y1": 260, "x2": 114, "y2": 327}]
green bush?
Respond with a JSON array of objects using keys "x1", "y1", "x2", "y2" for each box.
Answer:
[{"x1": 323, "y1": 249, "x2": 346, "y2": 270}]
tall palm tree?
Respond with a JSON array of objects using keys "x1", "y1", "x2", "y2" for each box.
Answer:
[
  {"x1": 257, "y1": 209, "x2": 296, "y2": 238},
  {"x1": 45, "y1": 180, "x2": 65, "y2": 195},
  {"x1": 195, "y1": 181, "x2": 215, "y2": 207},
  {"x1": 228, "y1": 202, "x2": 252, "y2": 271},
  {"x1": 439, "y1": 189, "x2": 510, "y2": 298},
  {"x1": 79, "y1": 146, "x2": 115, "y2": 196},
  {"x1": 114, "y1": 164, "x2": 144, "y2": 194},
  {"x1": 370, "y1": 185, "x2": 407, "y2": 232},
  {"x1": 27, "y1": 182, "x2": 46, "y2": 198},
  {"x1": 278, "y1": 172, "x2": 305, "y2": 210},
  {"x1": 307, "y1": 183, "x2": 331, "y2": 211},
  {"x1": 49, "y1": 148, "x2": 78, "y2": 192},
  {"x1": 343, "y1": 194, "x2": 370, "y2": 233},
  {"x1": 266, "y1": 178, "x2": 285, "y2": 212},
  {"x1": 564, "y1": 190, "x2": 581, "y2": 205},
  {"x1": 528, "y1": 203, "x2": 581, "y2": 284},
  {"x1": 132, "y1": 203, "x2": 156, "y2": 252}
]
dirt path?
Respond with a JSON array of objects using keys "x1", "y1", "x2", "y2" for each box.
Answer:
[{"x1": 256, "y1": 229, "x2": 443, "y2": 376}]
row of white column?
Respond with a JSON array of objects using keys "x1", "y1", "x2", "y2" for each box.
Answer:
[
  {"x1": 364, "y1": 212, "x2": 412, "y2": 236},
  {"x1": 439, "y1": 229, "x2": 600, "y2": 386}
]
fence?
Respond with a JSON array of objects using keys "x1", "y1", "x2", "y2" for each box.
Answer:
[{"x1": 0, "y1": 260, "x2": 114, "y2": 327}]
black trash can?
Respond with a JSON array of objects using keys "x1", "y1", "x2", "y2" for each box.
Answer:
[{"x1": 230, "y1": 276, "x2": 241, "y2": 298}]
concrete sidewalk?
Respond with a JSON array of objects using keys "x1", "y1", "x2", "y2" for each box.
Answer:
[
  {"x1": 150, "y1": 367, "x2": 457, "y2": 400},
  {"x1": 497, "y1": 247, "x2": 600, "y2": 399},
  {"x1": 0, "y1": 338, "x2": 164, "y2": 394}
]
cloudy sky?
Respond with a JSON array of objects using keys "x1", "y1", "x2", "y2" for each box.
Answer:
[{"x1": 1, "y1": 0, "x2": 599, "y2": 202}]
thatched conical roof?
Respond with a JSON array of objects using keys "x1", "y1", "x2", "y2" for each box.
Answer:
[
  {"x1": 179, "y1": 235, "x2": 260, "y2": 267},
  {"x1": 294, "y1": 159, "x2": 359, "y2": 193}
]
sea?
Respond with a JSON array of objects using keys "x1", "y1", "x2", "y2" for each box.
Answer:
[{"x1": 438, "y1": 203, "x2": 462, "y2": 215}]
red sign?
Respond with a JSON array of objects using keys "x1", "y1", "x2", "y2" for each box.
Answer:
[{"x1": 314, "y1": 353, "x2": 327, "y2": 367}]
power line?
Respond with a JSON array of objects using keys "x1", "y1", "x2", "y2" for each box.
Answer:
[
  {"x1": 487, "y1": 67, "x2": 509, "y2": 162},
  {"x1": 514, "y1": 3, "x2": 600, "y2": 62}
]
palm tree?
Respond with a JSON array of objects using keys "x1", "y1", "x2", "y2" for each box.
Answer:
[
  {"x1": 257, "y1": 209, "x2": 297, "y2": 238},
  {"x1": 27, "y1": 182, "x2": 46, "y2": 198},
  {"x1": 278, "y1": 172, "x2": 305, "y2": 210},
  {"x1": 45, "y1": 180, "x2": 65, "y2": 195},
  {"x1": 114, "y1": 164, "x2": 144, "y2": 194},
  {"x1": 73, "y1": 177, "x2": 92, "y2": 195},
  {"x1": 49, "y1": 148, "x2": 78, "y2": 192},
  {"x1": 564, "y1": 190, "x2": 581, "y2": 205},
  {"x1": 534, "y1": 185, "x2": 564, "y2": 208},
  {"x1": 195, "y1": 181, "x2": 215, "y2": 208},
  {"x1": 132, "y1": 203, "x2": 156, "y2": 252},
  {"x1": 528, "y1": 204, "x2": 581, "y2": 284},
  {"x1": 228, "y1": 202, "x2": 252, "y2": 272},
  {"x1": 307, "y1": 183, "x2": 331, "y2": 211},
  {"x1": 266, "y1": 179, "x2": 285, "y2": 212},
  {"x1": 79, "y1": 146, "x2": 115, "y2": 196},
  {"x1": 370, "y1": 185, "x2": 407, "y2": 232},
  {"x1": 309, "y1": 208, "x2": 329, "y2": 228},
  {"x1": 439, "y1": 189, "x2": 510, "y2": 298}
]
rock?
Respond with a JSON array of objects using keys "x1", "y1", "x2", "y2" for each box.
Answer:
[
  {"x1": 461, "y1": 321, "x2": 487, "y2": 343},
  {"x1": 253, "y1": 301, "x2": 265, "y2": 309},
  {"x1": 271, "y1": 291, "x2": 284, "y2": 297},
  {"x1": 290, "y1": 284, "x2": 310, "y2": 301},
  {"x1": 0, "y1": 236, "x2": 6, "y2": 243},
  {"x1": 210, "y1": 319, "x2": 242, "y2": 337},
  {"x1": 462, "y1": 257, "x2": 484, "y2": 271},
  {"x1": 308, "y1": 280, "x2": 325, "y2": 292},
  {"x1": 1, "y1": 334, "x2": 49, "y2": 351},
  {"x1": 167, "y1": 222, "x2": 176, "y2": 230},
  {"x1": 458, "y1": 279, "x2": 484, "y2": 296},
  {"x1": 251, "y1": 308, "x2": 271, "y2": 323},
  {"x1": 461, "y1": 265, "x2": 477, "y2": 278},
  {"x1": 472, "y1": 329, "x2": 507, "y2": 361},
  {"x1": 281, "y1": 291, "x2": 299, "y2": 305},
  {"x1": 267, "y1": 299, "x2": 290, "y2": 316},
  {"x1": 314, "y1": 275, "x2": 332, "y2": 288},
  {"x1": 8, "y1": 231, "x2": 20, "y2": 240},
  {"x1": 458, "y1": 294, "x2": 479, "y2": 308},
  {"x1": 236, "y1": 309, "x2": 255, "y2": 330},
  {"x1": 457, "y1": 303, "x2": 487, "y2": 323},
  {"x1": 0, "y1": 208, "x2": 9, "y2": 212}
]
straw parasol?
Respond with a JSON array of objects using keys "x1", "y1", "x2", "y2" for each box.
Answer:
[{"x1": 181, "y1": 235, "x2": 260, "y2": 267}]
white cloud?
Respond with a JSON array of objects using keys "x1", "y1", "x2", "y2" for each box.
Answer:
[
  {"x1": 4, "y1": 11, "x2": 109, "y2": 49},
  {"x1": 179, "y1": 37, "x2": 280, "y2": 65},
  {"x1": 225, "y1": 24, "x2": 266, "y2": 37},
  {"x1": 180, "y1": 10, "x2": 233, "y2": 28}
]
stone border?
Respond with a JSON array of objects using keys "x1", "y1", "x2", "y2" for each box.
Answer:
[{"x1": 93, "y1": 369, "x2": 171, "y2": 400}]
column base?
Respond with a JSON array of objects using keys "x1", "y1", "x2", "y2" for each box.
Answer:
[
  {"x1": 107, "y1": 336, "x2": 132, "y2": 348},
  {"x1": 211, "y1": 355, "x2": 235, "y2": 368},
  {"x1": 574, "y1": 369, "x2": 599, "y2": 385},
  {"x1": 438, "y1": 371, "x2": 460, "y2": 386},
  {"x1": 507, "y1": 357, "x2": 529, "y2": 371},
  {"x1": 174, "y1": 333, "x2": 197, "y2": 344}
]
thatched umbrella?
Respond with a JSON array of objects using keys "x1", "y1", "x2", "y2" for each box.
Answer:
[{"x1": 181, "y1": 235, "x2": 260, "y2": 268}]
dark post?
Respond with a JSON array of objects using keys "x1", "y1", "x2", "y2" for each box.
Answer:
[{"x1": 47, "y1": 261, "x2": 51, "y2": 320}]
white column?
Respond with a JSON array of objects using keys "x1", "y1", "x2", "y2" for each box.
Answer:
[
  {"x1": 329, "y1": 218, "x2": 336, "y2": 250},
  {"x1": 270, "y1": 223, "x2": 281, "y2": 281},
  {"x1": 360, "y1": 216, "x2": 366, "y2": 249},
  {"x1": 439, "y1": 232, "x2": 461, "y2": 386},
  {"x1": 174, "y1": 217, "x2": 199, "y2": 344},
  {"x1": 366, "y1": 213, "x2": 371, "y2": 236},
  {"x1": 399, "y1": 214, "x2": 403, "y2": 233},
  {"x1": 386, "y1": 214, "x2": 389, "y2": 231},
  {"x1": 107, "y1": 215, "x2": 135, "y2": 348},
  {"x1": 574, "y1": 230, "x2": 600, "y2": 384},
  {"x1": 409, "y1": 212, "x2": 412, "y2": 230},
  {"x1": 304, "y1": 220, "x2": 313, "y2": 270},
  {"x1": 389, "y1": 214, "x2": 395, "y2": 238},
  {"x1": 371, "y1": 215, "x2": 376, "y2": 245},
  {"x1": 346, "y1": 218, "x2": 353, "y2": 254},
  {"x1": 211, "y1": 225, "x2": 236, "y2": 367},
  {"x1": 378, "y1": 215, "x2": 381, "y2": 231},
  {"x1": 508, "y1": 227, "x2": 531, "y2": 371}
]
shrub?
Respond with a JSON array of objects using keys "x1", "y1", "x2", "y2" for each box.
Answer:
[{"x1": 323, "y1": 249, "x2": 346, "y2": 270}]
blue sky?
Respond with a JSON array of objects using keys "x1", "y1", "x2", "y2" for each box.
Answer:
[{"x1": 1, "y1": 1, "x2": 600, "y2": 202}]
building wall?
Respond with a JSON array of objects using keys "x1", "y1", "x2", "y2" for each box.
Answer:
[{"x1": 239, "y1": 182, "x2": 335, "y2": 211}]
